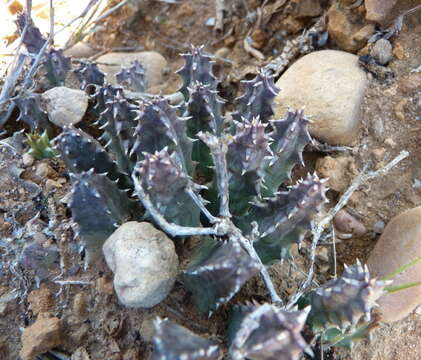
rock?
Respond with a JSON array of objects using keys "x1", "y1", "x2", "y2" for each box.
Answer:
[
  {"x1": 139, "y1": 314, "x2": 156, "y2": 342},
  {"x1": 393, "y1": 42, "x2": 405, "y2": 60},
  {"x1": 327, "y1": 3, "x2": 370, "y2": 52},
  {"x1": 367, "y1": 206, "x2": 421, "y2": 322},
  {"x1": 96, "y1": 275, "x2": 114, "y2": 295},
  {"x1": 333, "y1": 209, "x2": 367, "y2": 237},
  {"x1": 96, "y1": 51, "x2": 168, "y2": 91},
  {"x1": 373, "y1": 220, "x2": 385, "y2": 234},
  {"x1": 0, "y1": 290, "x2": 17, "y2": 316},
  {"x1": 35, "y1": 162, "x2": 56, "y2": 179},
  {"x1": 371, "y1": 39, "x2": 393, "y2": 65},
  {"x1": 28, "y1": 287, "x2": 54, "y2": 315},
  {"x1": 365, "y1": 0, "x2": 419, "y2": 25},
  {"x1": 281, "y1": 16, "x2": 307, "y2": 33},
  {"x1": 41, "y1": 87, "x2": 88, "y2": 127},
  {"x1": 103, "y1": 222, "x2": 178, "y2": 308},
  {"x1": 275, "y1": 50, "x2": 368, "y2": 145},
  {"x1": 289, "y1": 0, "x2": 323, "y2": 18},
  {"x1": 64, "y1": 42, "x2": 97, "y2": 59},
  {"x1": 20, "y1": 316, "x2": 62, "y2": 360},
  {"x1": 315, "y1": 155, "x2": 358, "y2": 192},
  {"x1": 22, "y1": 153, "x2": 34, "y2": 167},
  {"x1": 72, "y1": 293, "x2": 88, "y2": 318}
]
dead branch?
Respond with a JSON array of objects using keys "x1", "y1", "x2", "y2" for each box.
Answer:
[{"x1": 285, "y1": 150, "x2": 409, "y2": 309}]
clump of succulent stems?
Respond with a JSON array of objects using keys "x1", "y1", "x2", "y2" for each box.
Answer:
[{"x1": 7, "y1": 19, "x2": 398, "y2": 357}]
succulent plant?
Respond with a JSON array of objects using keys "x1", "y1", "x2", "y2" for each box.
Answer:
[
  {"x1": 228, "y1": 303, "x2": 310, "y2": 360},
  {"x1": 74, "y1": 61, "x2": 106, "y2": 90},
  {"x1": 14, "y1": 94, "x2": 49, "y2": 131},
  {"x1": 25, "y1": 131, "x2": 57, "y2": 160},
  {"x1": 152, "y1": 317, "x2": 221, "y2": 360},
  {"x1": 116, "y1": 60, "x2": 146, "y2": 92},
  {"x1": 53, "y1": 45, "x2": 388, "y2": 359},
  {"x1": 57, "y1": 46, "x2": 325, "y2": 310},
  {"x1": 15, "y1": 13, "x2": 46, "y2": 54},
  {"x1": 43, "y1": 48, "x2": 71, "y2": 86},
  {"x1": 303, "y1": 261, "x2": 390, "y2": 348}
]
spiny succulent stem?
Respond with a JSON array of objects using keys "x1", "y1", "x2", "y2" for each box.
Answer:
[
  {"x1": 286, "y1": 150, "x2": 409, "y2": 309},
  {"x1": 134, "y1": 166, "x2": 283, "y2": 303},
  {"x1": 198, "y1": 132, "x2": 231, "y2": 218},
  {"x1": 132, "y1": 172, "x2": 218, "y2": 237}
]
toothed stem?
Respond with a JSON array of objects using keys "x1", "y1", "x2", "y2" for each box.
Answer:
[{"x1": 198, "y1": 131, "x2": 231, "y2": 218}]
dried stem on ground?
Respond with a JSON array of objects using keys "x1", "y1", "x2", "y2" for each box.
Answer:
[{"x1": 286, "y1": 150, "x2": 409, "y2": 309}]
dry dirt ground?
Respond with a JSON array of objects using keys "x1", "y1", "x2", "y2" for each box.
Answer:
[{"x1": 0, "y1": 1, "x2": 420, "y2": 359}]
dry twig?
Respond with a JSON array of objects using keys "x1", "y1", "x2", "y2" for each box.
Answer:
[{"x1": 285, "y1": 150, "x2": 409, "y2": 309}]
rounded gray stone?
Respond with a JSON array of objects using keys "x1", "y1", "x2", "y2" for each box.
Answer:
[
  {"x1": 103, "y1": 221, "x2": 178, "y2": 308},
  {"x1": 371, "y1": 39, "x2": 393, "y2": 65},
  {"x1": 275, "y1": 50, "x2": 368, "y2": 145},
  {"x1": 41, "y1": 87, "x2": 88, "y2": 127}
]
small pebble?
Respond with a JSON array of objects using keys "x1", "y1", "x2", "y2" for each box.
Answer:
[
  {"x1": 333, "y1": 209, "x2": 367, "y2": 237},
  {"x1": 22, "y1": 153, "x2": 35, "y2": 167},
  {"x1": 371, "y1": 39, "x2": 393, "y2": 65},
  {"x1": 373, "y1": 220, "x2": 385, "y2": 234},
  {"x1": 35, "y1": 162, "x2": 55, "y2": 179}
]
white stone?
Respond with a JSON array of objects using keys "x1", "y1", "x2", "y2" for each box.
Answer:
[
  {"x1": 41, "y1": 87, "x2": 88, "y2": 127},
  {"x1": 96, "y1": 51, "x2": 168, "y2": 91},
  {"x1": 275, "y1": 50, "x2": 368, "y2": 145},
  {"x1": 103, "y1": 221, "x2": 178, "y2": 308}
]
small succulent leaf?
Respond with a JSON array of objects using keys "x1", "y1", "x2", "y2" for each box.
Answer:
[
  {"x1": 26, "y1": 131, "x2": 57, "y2": 160},
  {"x1": 14, "y1": 94, "x2": 49, "y2": 131},
  {"x1": 247, "y1": 174, "x2": 327, "y2": 264},
  {"x1": 74, "y1": 61, "x2": 106, "y2": 90},
  {"x1": 184, "y1": 238, "x2": 261, "y2": 314},
  {"x1": 132, "y1": 98, "x2": 194, "y2": 174},
  {"x1": 152, "y1": 317, "x2": 221, "y2": 360},
  {"x1": 226, "y1": 118, "x2": 271, "y2": 216},
  {"x1": 262, "y1": 110, "x2": 312, "y2": 197},
  {"x1": 92, "y1": 84, "x2": 120, "y2": 118},
  {"x1": 56, "y1": 127, "x2": 126, "y2": 185},
  {"x1": 15, "y1": 13, "x2": 47, "y2": 54},
  {"x1": 116, "y1": 60, "x2": 146, "y2": 92},
  {"x1": 100, "y1": 88, "x2": 137, "y2": 174},
  {"x1": 306, "y1": 262, "x2": 389, "y2": 331},
  {"x1": 186, "y1": 82, "x2": 225, "y2": 178},
  {"x1": 232, "y1": 70, "x2": 279, "y2": 124},
  {"x1": 137, "y1": 148, "x2": 200, "y2": 227},
  {"x1": 177, "y1": 46, "x2": 218, "y2": 99},
  {"x1": 324, "y1": 321, "x2": 377, "y2": 349},
  {"x1": 229, "y1": 303, "x2": 309, "y2": 360},
  {"x1": 187, "y1": 82, "x2": 225, "y2": 136},
  {"x1": 43, "y1": 49, "x2": 72, "y2": 86},
  {"x1": 69, "y1": 171, "x2": 132, "y2": 263}
]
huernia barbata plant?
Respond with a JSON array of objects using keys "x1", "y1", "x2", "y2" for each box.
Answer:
[{"x1": 52, "y1": 45, "x2": 389, "y2": 358}]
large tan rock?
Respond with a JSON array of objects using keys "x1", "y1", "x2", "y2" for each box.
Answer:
[
  {"x1": 367, "y1": 206, "x2": 421, "y2": 322},
  {"x1": 103, "y1": 222, "x2": 178, "y2": 308},
  {"x1": 327, "y1": 3, "x2": 372, "y2": 52},
  {"x1": 20, "y1": 316, "x2": 62, "y2": 360},
  {"x1": 275, "y1": 50, "x2": 368, "y2": 145},
  {"x1": 96, "y1": 51, "x2": 168, "y2": 91},
  {"x1": 365, "y1": 0, "x2": 420, "y2": 26}
]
